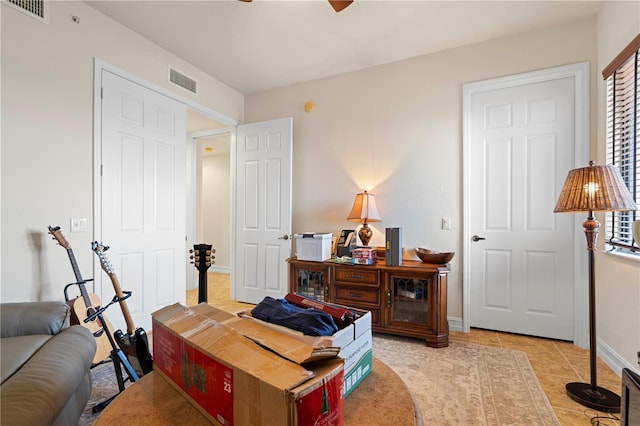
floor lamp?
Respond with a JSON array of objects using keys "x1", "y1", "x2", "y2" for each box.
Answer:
[{"x1": 554, "y1": 161, "x2": 637, "y2": 412}]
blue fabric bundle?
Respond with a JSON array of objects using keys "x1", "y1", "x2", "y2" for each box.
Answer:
[{"x1": 251, "y1": 297, "x2": 339, "y2": 336}]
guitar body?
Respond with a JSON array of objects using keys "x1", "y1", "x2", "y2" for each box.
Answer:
[
  {"x1": 70, "y1": 294, "x2": 114, "y2": 364},
  {"x1": 114, "y1": 328, "x2": 154, "y2": 376}
]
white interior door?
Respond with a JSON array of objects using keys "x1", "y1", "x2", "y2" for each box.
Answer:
[
  {"x1": 464, "y1": 66, "x2": 586, "y2": 341},
  {"x1": 99, "y1": 70, "x2": 187, "y2": 332},
  {"x1": 234, "y1": 118, "x2": 292, "y2": 304}
]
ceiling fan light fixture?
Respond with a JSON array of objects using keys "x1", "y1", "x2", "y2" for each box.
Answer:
[
  {"x1": 328, "y1": 0, "x2": 353, "y2": 12},
  {"x1": 236, "y1": 0, "x2": 353, "y2": 13}
]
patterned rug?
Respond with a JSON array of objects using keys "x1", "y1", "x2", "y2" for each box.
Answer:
[
  {"x1": 79, "y1": 333, "x2": 558, "y2": 426},
  {"x1": 373, "y1": 334, "x2": 560, "y2": 426}
]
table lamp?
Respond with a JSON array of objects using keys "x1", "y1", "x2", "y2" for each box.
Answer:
[
  {"x1": 347, "y1": 190, "x2": 381, "y2": 246},
  {"x1": 554, "y1": 161, "x2": 637, "y2": 412}
]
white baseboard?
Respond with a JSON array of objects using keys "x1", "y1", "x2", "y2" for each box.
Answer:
[
  {"x1": 210, "y1": 266, "x2": 230, "y2": 274},
  {"x1": 448, "y1": 316, "x2": 463, "y2": 332},
  {"x1": 598, "y1": 337, "x2": 634, "y2": 378}
]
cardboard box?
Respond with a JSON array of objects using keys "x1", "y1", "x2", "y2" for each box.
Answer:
[
  {"x1": 351, "y1": 247, "x2": 376, "y2": 260},
  {"x1": 295, "y1": 233, "x2": 333, "y2": 262},
  {"x1": 237, "y1": 306, "x2": 373, "y2": 397},
  {"x1": 351, "y1": 247, "x2": 376, "y2": 265},
  {"x1": 340, "y1": 330, "x2": 373, "y2": 397},
  {"x1": 153, "y1": 303, "x2": 344, "y2": 426}
]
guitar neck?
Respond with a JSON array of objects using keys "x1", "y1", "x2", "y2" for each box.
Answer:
[
  {"x1": 198, "y1": 265, "x2": 208, "y2": 303},
  {"x1": 66, "y1": 248, "x2": 92, "y2": 306},
  {"x1": 108, "y1": 272, "x2": 136, "y2": 335}
]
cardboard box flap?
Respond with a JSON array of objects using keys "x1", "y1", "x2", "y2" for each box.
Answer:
[
  {"x1": 191, "y1": 302, "x2": 236, "y2": 322},
  {"x1": 289, "y1": 358, "x2": 344, "y2": 398},
  {"x1": 153, "y1": 302, "x2": 191, "y2": 323},
  {"x1": 153, "y1": 303, "x2": 316, "y2": 391},
  {"x1": 191, "y1": 328, "x2": 314, "y2": 390},
  {"x1": 221, "y1": 316, "x2": 340, "y2": 364}
]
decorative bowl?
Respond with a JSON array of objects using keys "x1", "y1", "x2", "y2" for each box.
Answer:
[{"x1": 415, "y1": 248, "x2": 454, "y2": 264}]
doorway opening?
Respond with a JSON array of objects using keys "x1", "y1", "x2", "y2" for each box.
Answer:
[{"x1": 186, "y1": 109, "x2": 232, "y2": 298}]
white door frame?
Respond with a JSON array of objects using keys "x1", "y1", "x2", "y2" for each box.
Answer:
[
  {"x1": 93, "y1": 59, "x2": 238, "y2": 302},
  {"x1": 462, "y1": 61, "x2": 589, "y2": 348}
]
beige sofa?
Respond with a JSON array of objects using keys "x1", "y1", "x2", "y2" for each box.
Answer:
[{"x1": 1, "y1": 301, "x2": 96, "y2": 425}]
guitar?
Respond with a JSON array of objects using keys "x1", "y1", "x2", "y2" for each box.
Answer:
[
  {"x1": 48, "y1": 226, "x2": 113, "y2": 364},
  {"x1": 91, "y1": 241, "x2": 153, "y2": 376},
  {"x1": 189, "y1": 243, "x2": 215, "y2": 303}
]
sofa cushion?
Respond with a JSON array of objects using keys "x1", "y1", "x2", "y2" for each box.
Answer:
[
  {"x1": 1, "y1": 335, "x2": 53, "y2": 384},
  {"x1": 1, "y1": 302, "x2": 70, "y2": 338},
  {"x1": 0, "y1": 325, "x2": 96, "y2": 426}
]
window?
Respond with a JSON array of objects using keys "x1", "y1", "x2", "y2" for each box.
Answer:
[{"x1": 603, "y1": 34, "x2": 640, "y2": 253}]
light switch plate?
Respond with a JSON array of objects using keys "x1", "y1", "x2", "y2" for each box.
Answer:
[{"x1": 70, "y1": 218, "x2": 88, "y2": 233}]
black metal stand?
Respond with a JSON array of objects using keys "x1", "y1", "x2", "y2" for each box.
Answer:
[
  {"x1": 64, "y1": 281, "x2": 139, "y2": 413},
  {"x1": 565, "y1": 215, "x2": 621, "y2": 413}
]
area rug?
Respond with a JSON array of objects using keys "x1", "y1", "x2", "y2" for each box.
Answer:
[
  {"x1": 79, "y1": 333, "x2": 558, "y2": 426},
  {"x1": 373, "y1": 334, "x2": 560, "y2": 426}
]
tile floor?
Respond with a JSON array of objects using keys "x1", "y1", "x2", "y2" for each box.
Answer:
[{"x1": 188, "y1": 273, "x2": 624, "y2": 425}]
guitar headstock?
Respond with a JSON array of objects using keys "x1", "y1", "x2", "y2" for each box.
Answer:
[
  {"x1": 189, "y1": 243, "x2": 215, "y2": 272},
  {"x1": 48, "y1": 225, "x2": 70, "y2": 249},
  {"x1": 91, "y1": 241, "x2": 115, "y2": 274}
]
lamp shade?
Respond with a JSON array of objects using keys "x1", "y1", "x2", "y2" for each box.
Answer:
[
  {"x1": 554, "y1": 162, "x2": 637, "y2": 213},
  {"x1": 347, "y1": 190, "x2": 381, "y2": 222}
]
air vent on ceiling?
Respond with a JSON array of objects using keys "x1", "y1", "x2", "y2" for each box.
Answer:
[
  {"x1": 5, "y1": 0, "x2": 49, "y2": 23},
  {"x1": 169, "y1": 67, "x2": 198, "y2": 95}
]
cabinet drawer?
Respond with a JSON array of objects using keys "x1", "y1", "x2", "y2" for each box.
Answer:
[
  {"x1": 334, "y1": 268, "x2": 379, "y2": 285},
  {"x1": 335, "y1": 285, "x2": 379, "y2": 305}
]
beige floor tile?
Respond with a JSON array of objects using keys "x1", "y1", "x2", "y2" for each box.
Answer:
[
  {"x1": 449, "y1": 329, "x2": 502, "y2": 347},
  {"x1": 498, "y1": 332, "x2": 559, "y2": 354},
  {"x1": 566, "y1": 355, "x2": 623, "y2": 388},
  {"x1": 554, "y1": 340, "x2": 590, "y2": 359},
  {"x1": 527, "y1": 351, "x2": 579, "y2": 379},
  {"x1": 537, "y1": 373, "x2": 588, "y2": 412}
]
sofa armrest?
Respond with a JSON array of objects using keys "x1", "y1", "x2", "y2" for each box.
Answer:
[
  {"x1": 0, "y1": 325, "x2": 96, "y2": 426},
  {"x1": 1, "y1": 302, "x2": 71, "y2": 338}
]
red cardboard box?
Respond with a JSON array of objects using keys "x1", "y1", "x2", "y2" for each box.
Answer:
[{"x1": 153, "y1": 303, "x2": 344, "y2": 426}]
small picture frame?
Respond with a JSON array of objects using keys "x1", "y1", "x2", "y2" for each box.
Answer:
[{"x1": 336, "y1": 229, "x2": 356, "y2": 257}]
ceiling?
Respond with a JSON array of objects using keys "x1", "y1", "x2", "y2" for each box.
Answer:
[{"x1": 86, "y1": 0, "x2": 604, "y2": 96}]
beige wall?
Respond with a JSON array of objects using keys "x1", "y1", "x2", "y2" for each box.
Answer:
[
  {"x1": 1, "y1": 1, "x2": 243, "y2": 301},
  {"x1": 246, "y1": 18, "x2": 598, "y2": 325},
  {"x1": 200, "y1": 151, "x2": 232, "y2": 271},
  {"x1": 595, "y1": 1, "x2": 640, "y2": 372}
]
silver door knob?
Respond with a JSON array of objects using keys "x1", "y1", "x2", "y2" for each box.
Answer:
[
  {"x1": 472, "y1": 235, "x2": 486, "y2": 242},
  {"x1": 278, "y1": 234, "x2": 290, "y2": 240}
]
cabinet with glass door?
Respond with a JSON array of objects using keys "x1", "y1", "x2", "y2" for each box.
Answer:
[
  {"x1": 288, "y1": 260, "x2": 331, "y2": 302},
  {"x1": 383, "y1": 266, "x2": 449, "y2": 347}
]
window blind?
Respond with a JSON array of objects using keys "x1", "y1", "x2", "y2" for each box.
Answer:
[{"x1": 604, "y1": 37, "x2": 639, "y2": 252}]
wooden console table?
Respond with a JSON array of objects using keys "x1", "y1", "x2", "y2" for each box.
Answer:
[
  {"x1": 289, "y1": 257, "x2": 450, "y2": 347},
  {"x1": 95, "y1": 358, "x2": 422, "y2": 425}
]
